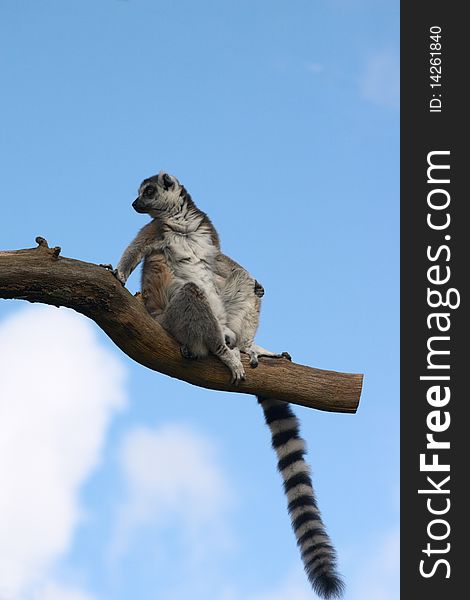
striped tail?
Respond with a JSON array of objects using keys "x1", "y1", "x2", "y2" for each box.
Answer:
[{"x1": 258, "y1": 397, "x2": 344, "y2": 599}]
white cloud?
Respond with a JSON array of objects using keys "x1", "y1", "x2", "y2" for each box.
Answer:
[
  {"x1": 360, "y1": 50, "x2": 399, "y2": 108},
  {"x1": 111, "y1": 423, "x2": 234, "y2": 562},
  {"x1": 0, "y1": 305, "x2": 126, "y2": 599}
]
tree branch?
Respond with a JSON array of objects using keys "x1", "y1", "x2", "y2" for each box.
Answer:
[{"x1": 0, "y1": 238, "x2": 363, "y2": 413}]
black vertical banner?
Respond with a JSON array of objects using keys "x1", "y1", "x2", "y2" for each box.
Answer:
[{"x1": 401, "y1": 4, "x2": 468, "y2": 599}]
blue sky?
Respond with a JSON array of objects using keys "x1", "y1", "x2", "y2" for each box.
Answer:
[{"x1": 0, "y1": 1, "x2": 399, "y2": 599}]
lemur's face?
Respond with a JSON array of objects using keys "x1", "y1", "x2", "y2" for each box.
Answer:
[{"x1": 133, "y1": 172, "x2": 182, "y2": 216}]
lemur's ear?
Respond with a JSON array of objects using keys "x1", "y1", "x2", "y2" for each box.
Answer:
[{"x1": 162, "y1": 173, "x2": 174, "y2": 191}]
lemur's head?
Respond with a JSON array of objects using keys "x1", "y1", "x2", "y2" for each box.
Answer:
[{"x1": 133, "y1": 172, "x2": 183, "y2": 216}]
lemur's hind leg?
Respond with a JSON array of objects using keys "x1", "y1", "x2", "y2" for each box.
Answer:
[{"x1": 160, "y1": 282, "x2": 245, "y2": 384}]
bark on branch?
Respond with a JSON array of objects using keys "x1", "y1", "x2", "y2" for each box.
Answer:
[{"x1": 0, "y1": 238, "x2": 363, "y2": 413}]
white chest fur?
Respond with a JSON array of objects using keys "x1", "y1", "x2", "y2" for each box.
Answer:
[{"x1": 153, "y1": 222, "x2": 227, "y2": 324}]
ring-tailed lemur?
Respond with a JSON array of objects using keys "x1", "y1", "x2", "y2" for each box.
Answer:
[
  {"x1": 115, "y1": 172, "x2": 246, "y2": 383},
  {"x1": 114, "y1": 172, "x2": 344, "y2": 599}
]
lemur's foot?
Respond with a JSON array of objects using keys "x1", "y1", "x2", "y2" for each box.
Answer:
[
  {"x1": 180, "y1": 346, "x2": 198, "y2": 360},
  {"x1": 220, "y1": 347, "x2": 245, "y2": 385},
  {"x1": 247, "y1": 350, "x2": 259, "y2": 368},
  {"x1": 230, "y1": 361, "x2": 246, "y2": 385},
  {"x1": 254, "y1": 280, "x2": 265, "y2": 298},
  {"x1": 244, "y1": 344, "x2": 291, "y2": 368}
]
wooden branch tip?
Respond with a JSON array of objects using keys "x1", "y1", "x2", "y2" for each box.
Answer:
[
  {"x1": 0, "y1": 240, "x2": 364, "y2": 414},
  {"x1": 35, "y1": 236, "x2": 49, "y2": 248}
]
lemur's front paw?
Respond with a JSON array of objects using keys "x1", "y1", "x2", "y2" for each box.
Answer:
[
  {"x1": 99, "y1": 263, "x2": 114, "y2": 271},
  {"x1": 254, "y1": 280, "x2": 265, "y2": 298}
]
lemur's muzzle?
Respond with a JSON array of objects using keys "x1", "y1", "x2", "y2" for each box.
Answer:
[{"x1": 132, "y1": 197, "x2": 147, "y2": 213}]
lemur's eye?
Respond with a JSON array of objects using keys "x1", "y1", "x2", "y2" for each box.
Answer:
[
  {"x1": 143, "y1": 185, "x2": 155, "y2": 197},
  {"x1": 162, "y1": 173, "x2": 173, "y2": 190}
]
